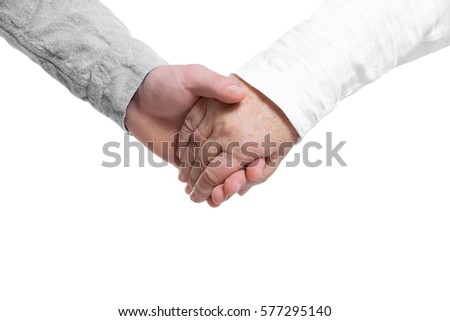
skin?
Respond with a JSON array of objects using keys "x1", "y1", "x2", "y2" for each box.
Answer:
[
  {"x1": 125, "y1": 64, "x2": 260, "y2": 204},
  {"x1": 178, "y1": 75, "x2": 299, "y2": 205},
  {"x1": 209, "y1": 157, "x2": 265, "y2": 207},
  {"x1": 124, "y1": 64, "x2": 246, "y2": 167}
]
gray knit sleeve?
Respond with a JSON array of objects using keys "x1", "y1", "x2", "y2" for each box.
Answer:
[{"x1": 0, "y1": 0, "x2": 167, "y2": 130}]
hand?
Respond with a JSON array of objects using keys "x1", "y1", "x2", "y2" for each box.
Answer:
[
  {"x1": 125, "y1": 65, "x2": 246, "y2": 165},
  {"x1": 177, "y1": 75, "x2": 299, "y2": 205},
  {"x1": 209, "y1": 157, "x2": 266, "y2": 207}
]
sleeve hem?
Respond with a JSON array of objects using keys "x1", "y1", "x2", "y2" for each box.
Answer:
[{"x1": 88, "y1": 39, "x2": 167, "y2": 131}]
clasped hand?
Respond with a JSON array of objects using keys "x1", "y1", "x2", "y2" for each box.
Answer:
[{"x1": 125, "y1": 65, "x2": 298, "y2": 207}]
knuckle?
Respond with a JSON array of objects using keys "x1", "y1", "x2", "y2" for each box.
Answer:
[
  {"x1": 193, "y1": 128, "x2": 208, "y2": 146},
  {"x1": 182, "y1": 116, "x2": 195, "y2": 133},
  {"x1": 183, "y1": 64, "x2": 205, "y2": 85},
  {"x1": 193, "y1": 169, "x2": 222, "y2": 201}
]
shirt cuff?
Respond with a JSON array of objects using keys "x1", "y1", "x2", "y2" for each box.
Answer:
[
  {"x1": 88, "y1": 38, "x2": 167, "y2": 131},
  {"x1": 235, "y1": 50, "x2": 337, "y2": 142},
  {"x1": 235, "y1": 59, "x2": 309, "y2": 141},
  {"x1": 234, "y1": 20, "x2": 344, "y2": 142}
]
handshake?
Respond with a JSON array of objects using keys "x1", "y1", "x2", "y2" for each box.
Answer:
[
  {"x1": 2, "y1": 0, "x2": 446, "y2": 208},
  {"x1": 125, "y1": 65, "x2": 299, "y2": 207},
  {"x1": 3, "y1": 0, "x2": 443, "y2": 208}
]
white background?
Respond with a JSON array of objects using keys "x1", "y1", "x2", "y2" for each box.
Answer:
[{"x1": 0, "y1": 1, "x2": 449, "y2": 320}]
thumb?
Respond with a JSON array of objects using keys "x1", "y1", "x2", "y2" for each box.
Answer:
[{"x1": 182, "y1": 65, "x2": 246, "y2": 104}]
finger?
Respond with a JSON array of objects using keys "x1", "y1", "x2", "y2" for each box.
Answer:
[
  {"x1": 211, "y1": 184, "x2": 227, "y2": 205},
  {"x1": 223, "y1": 157, "x2": 265, "y2": 197},
  {"x1": 209, "y1": 157, "x2": 266, "y2": 205},
  {"x1": 177, "y1": 99, "x2": 207, "y2": 161},
  {"x1": 182, "y1": 65, "x2": 246, "y2": 104},
  {"x1": 179, "y1": 130, "x2": 206, "y2": 185},
  {"x1": 190, "y1": 151, "x2": 247, "y2": 203},
  {"x1": 186, "y1": 140, "x2": 222, "y2": 194},
  {"x1": 238, "y1": 154, "x2": 285, "y2": 196},
  {"x1": 178, "y1": 99, "x2": 212, "y2": 183},
  {"x1": 179, "y1": 137, "x2": 196, "y2": 183},
  {"x1": 244, "y1": 157, "x2": 265, "y2": 182},
  {"x1": 207, "y1": 197, "x2": 220, "y2": 208},
  {"x1": 210, "y1": 158, "x2": 265, "y2": 205},
  {"x1": 210, "y1": 170, "x2": 245, "y2": 205}
]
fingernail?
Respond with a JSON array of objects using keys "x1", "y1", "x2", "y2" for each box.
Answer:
[
  {"x1": 191, "y1": 194, "x2": 200, "y2": 203},
  {"x1": 227, "y1": 85, "x2": 243, "y2": 94},
  {"x1": 185, "y1": 185, "x2": 192, "y2": 195}
]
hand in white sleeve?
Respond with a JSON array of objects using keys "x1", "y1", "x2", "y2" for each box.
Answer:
[{"x1": 184, "y1": 0, "x2": 450, "y2": 206}]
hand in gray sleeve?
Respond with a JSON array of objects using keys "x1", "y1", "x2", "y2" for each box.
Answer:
[{"x1": 0, "y1": 0, "x2": 166, "y2": 130}]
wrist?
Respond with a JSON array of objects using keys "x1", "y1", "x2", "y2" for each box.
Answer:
[
  {"x1": 124, "y1": 73, "x2": 149, "y2": 135},
  {"x1": 231, "y1": 75, "x2": 300, "y2": 143}
]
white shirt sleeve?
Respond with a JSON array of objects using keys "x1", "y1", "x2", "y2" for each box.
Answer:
[{"x1": 235, "y1": 0, "x2": 450, "y2": 139}]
